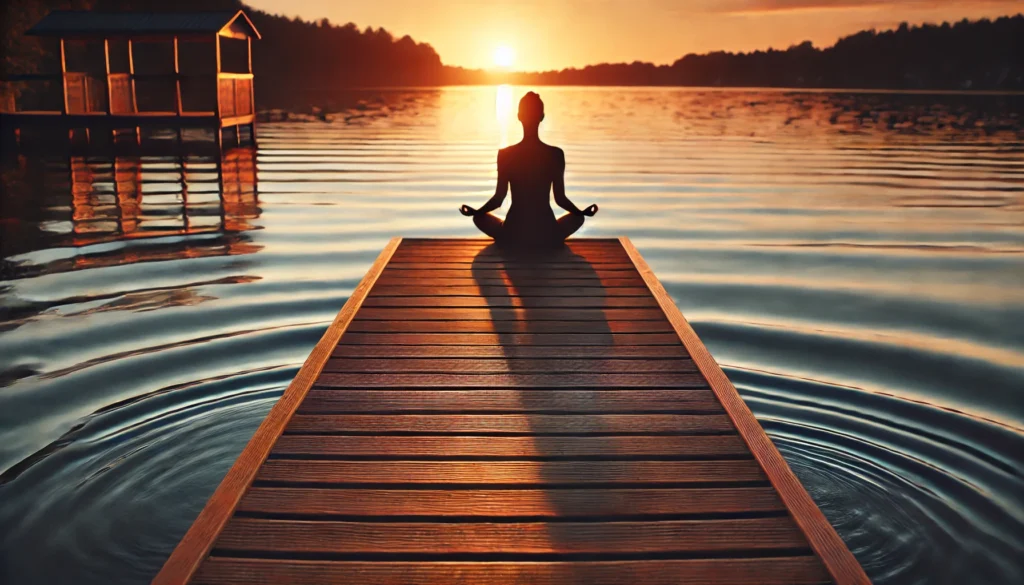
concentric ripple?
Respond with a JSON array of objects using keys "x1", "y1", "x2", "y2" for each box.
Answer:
[{"x1": 1, "y1": 87, "x2": 1022, "y2": 584}]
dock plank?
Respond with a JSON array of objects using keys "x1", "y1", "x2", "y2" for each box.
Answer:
[
  {"x1": 254, "y1": 459, "x2": 767, "y2": 485},
  {"x1": 236, "y1": 486, "x2": 785, "y2": 517},
  {"x1": 330, "y1": 345, "x2": 689, "y2": 358},
  {"x1": 297, "y1": 389, "x2": 723, "y2": 414},
  {"x1": 284, "y1": 413, "x2": 735, "y2": 435},
  {"x1": 337, "y1": 332, "x2": 683, "y2": 345},
  {"x1": 154, "y1": 237, "x2": 866, "y2": 585},
  {"x1": 270, "y1": 435, "x2": 747, "y2": 457},
  {"x1": 361, "y1": 295, "x2": 661, "y2": 308},
  {"x1": 321, "y1": 357, "x2": 699, "y2": 373},
  {"x1": 193, "y1": 558, "x2": 832, "y2": 585},
  {"x1": 314, "y1": 372, "x2": 708, "y2": 388},
  {"x1": 215, "y1": 517, "x2": 809, "y2": 554},
  {"x1": 345, "y1": 320, "x2": 675, "y2": 333}
]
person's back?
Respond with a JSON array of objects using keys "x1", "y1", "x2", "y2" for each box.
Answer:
[
  {"x1": 500, "y1": 140, "x2": 563, "y2": 245},
  {"x1": 461, "y1": 92, "x2": 597, "y2": 249}
]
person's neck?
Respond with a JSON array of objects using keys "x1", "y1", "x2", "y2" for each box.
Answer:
[{"x1": 522, "y1": 126, "x2": 541, "y2": 142}]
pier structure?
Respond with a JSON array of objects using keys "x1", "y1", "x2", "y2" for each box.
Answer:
[
  {"x1": 152, "y1": 237, "x2": 870, "y2": 585},
  {"x1": 1, "y1": 10, "x2": 260, "y2": 150}
]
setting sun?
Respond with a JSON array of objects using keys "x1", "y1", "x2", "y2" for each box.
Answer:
[{"x1": 492, "y1": 45, "x2": 515, "y2": 68}]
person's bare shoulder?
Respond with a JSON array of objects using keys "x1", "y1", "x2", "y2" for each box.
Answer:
[
  {"x1": 497, "y1": 144, "x2": 515, "y2": 168},
  {"x1": 550, "y1": 145, "x2": 566, "y2": 168}
]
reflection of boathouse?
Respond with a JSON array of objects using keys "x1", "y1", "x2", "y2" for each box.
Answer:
[
  {"x1": 68, "y1": 148, "x2": 259, "y2": 242},
  {"x1": 1, "y1": 10, "x2": 260, "y2": 149},
  {"x1": 1, "y1": 147, "x2": 260, "y2": 268}
]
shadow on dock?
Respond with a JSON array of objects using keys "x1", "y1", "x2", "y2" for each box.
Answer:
[{"x1": 472, "y1": 243, "x2": 618, "y2": 573}]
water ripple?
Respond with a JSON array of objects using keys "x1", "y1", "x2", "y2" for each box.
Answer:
[{"x1": 1, "y1": 87, "x2": 1022, "y2": 584}]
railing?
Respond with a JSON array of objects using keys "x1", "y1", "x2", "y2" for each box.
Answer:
[
  {"x1": 108, "y1": 73, "x2": 134, "y2": 114},
  {"x1": 65, "y1": 73, "x2": 107, "y2": 114},
  {"x1": 218, "y1": 74, "x2": 253, "y2": 117},
  {"x1": 3, "y1": 72, "x2": 253, "y2": 119}
]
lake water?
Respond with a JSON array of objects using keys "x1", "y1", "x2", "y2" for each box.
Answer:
[{"x1": 1, "y1": 86, "x2": 1022, "y2": 584}]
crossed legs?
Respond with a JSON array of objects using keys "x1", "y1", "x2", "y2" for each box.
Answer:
[{"x1": 473, "y1": 212, "x2": 584, "y2": 244}]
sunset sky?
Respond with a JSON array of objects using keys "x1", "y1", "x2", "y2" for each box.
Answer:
[{"x1": 245, "y1": 0, "x2": 1024, "y2": 71}]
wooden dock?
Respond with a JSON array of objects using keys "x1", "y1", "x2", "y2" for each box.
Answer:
[{"x1": 153, "y1": 237, "x2": 869, "y2": 585}]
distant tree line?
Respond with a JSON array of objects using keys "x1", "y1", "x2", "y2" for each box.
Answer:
[
  {"x1": 3, "y1": 1, "x2": 1022, "y2": 112},
  {"x1": 463, "y1": 16, "x2": 1024, "y2": 91}
]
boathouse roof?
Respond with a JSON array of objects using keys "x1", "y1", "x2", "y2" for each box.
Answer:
[{"x1": 27, "y1": 10, "x2": 261, "y2": 40}]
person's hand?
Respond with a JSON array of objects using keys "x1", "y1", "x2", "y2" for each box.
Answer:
[
  {"x1": 459, "y1": 204, "x2": 477, "y2": 217},
  {"x1": 583, "y1": 204, "x2": 599, "y2": 217}
]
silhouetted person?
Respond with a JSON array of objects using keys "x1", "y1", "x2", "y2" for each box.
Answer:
[{"x1": 461, "y1": 92, "x2": 597, "y2": 249}]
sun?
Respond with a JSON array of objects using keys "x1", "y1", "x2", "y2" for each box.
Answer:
[{"x1": 492, "y1": 45, "x2": 515, "y2": 69}]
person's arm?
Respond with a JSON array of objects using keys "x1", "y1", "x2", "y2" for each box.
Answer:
[
  {"x1": 553, "y1": 149, "x2": 597, "y2": 216},
  {"x1": 461, "y1": 151, "x2": 509, "y2": 216}
]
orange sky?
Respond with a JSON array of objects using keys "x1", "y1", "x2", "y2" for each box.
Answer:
[{"x1": 246, "y1": 0, "x2": 1024, "y2": 71}]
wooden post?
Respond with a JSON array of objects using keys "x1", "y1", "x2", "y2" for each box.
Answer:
[
  {"x1": 128, "y1": 39, "x2": 138, "y2": 112},
  {"x1": 214, "y1": 34, "x2": 223, "y2": 150},
  {"x1": 247, "y1": 36, "x2": 257, "y2": 146},
  {"x1": 103, "y1": 38, "x2": 112, "y2": 114},
  {"x1": 128, "y1": 39, "x2": 140, "y2": 144},
  {"x1": 60, "y1": 38, "x2": 69, "y2": 115},
  {"x1": 173, "y1": 36, "x2": 183, "y2": 115},
  {"x1": 214, "y1": 34, "x2": 222, "y2": 118}
]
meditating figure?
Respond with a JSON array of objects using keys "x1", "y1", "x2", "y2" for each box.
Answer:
[{"x1": 461, "y1": 91, "x2": 598, "y2": 249}]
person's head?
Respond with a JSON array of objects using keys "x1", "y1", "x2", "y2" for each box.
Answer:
[{"x1": 518, "y1": 91, "x2": 544, "y2": 128}]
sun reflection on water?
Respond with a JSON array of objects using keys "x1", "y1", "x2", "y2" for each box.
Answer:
[{"x1": 495, "y1": 84, "x2": 515, "y2": 147}]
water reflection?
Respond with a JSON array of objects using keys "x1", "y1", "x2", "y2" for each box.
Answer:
[
  {"x1": 495, "y1": 84, "x2": 515, "y2": 147},
  {"x1": 0, "y1": 88, "x2": 1022, "y2": 585},
  {"x1": 2, "y1": 148, "x2": 260, "y2": 277}
]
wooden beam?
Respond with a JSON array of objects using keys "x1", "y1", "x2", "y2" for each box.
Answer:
[
  {"x1": 247, "y1": 36, "x2": 255, "y2": 124},
  {"x1": 619, "y1": 237, "x2": 870, "y2": 585},
  {"x1": 173, "y1": 37, "x2": 183, "y2": 115},
  {"x1": 214, "y1": 34, "x2": 222, "y2": 119},
  {"x1": 60, "y1": 38, "x2": 68, "y2": 115},
  {"x1": 149, "y1": 238, "x2": 404, "y2": 585},
  {"x1": 127, "y1": 39, "x2": 138, "y2": 113}
]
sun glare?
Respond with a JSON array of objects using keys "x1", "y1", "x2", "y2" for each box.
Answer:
[{"x1": 493, "y1": 45, "x2": 516, "y2": 68}]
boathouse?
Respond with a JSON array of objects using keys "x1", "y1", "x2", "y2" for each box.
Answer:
[{"x1": 1, "y1": 10, "x2": 260, "y2": 148}]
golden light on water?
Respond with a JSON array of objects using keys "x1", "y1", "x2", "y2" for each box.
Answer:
[{"x1": 495, "y1": 84, "x2": 515, "y2": 147}]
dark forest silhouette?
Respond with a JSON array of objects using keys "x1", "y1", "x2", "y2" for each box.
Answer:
[
  {"x1": 470, "y1": 16, "x2": 1024, "y2": 91},
  {"x1": 3, "y1": 0, "x2": 1022, "y2": 111}
]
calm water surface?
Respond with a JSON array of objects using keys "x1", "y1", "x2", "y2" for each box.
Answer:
[{"x1": 1, "y1": 87, "x2": 1022, "y2": 584}]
